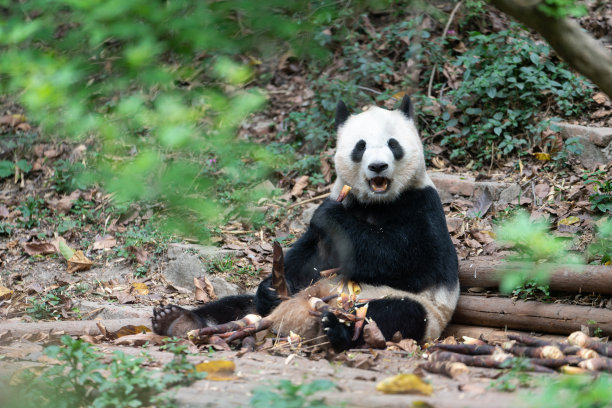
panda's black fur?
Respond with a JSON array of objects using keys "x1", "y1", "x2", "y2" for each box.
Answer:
[{"x1": 152, "y1": 96, "x2": 459, "y2": 352}]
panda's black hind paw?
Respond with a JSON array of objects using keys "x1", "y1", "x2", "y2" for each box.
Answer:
[
  {"x1": 321, "y1": 311, "x2": 353, "y2": 352},
  {"x1": 152, "y1": 304, "x2": 202, "y2": 337}
]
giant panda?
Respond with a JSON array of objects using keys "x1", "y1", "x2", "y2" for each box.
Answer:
[{"x1": 152, "y1": 96, "x2": 459, "y2": 352}]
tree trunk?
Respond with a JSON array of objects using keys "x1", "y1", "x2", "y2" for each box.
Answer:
[
  {"x1": 452, "y1": 295, "x2": 612, "y2": 335},
  {"x1": 459, "y1": 258, "x2": 612, "y2": 294},
  {"x1": 489, "y1": 0, "x2": 612, "y2": 98}
]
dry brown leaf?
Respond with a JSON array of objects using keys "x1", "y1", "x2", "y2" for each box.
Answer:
[
  {"x1": 376, "y1": 373, "x2": 433, "y2": 395},
  {"x1": 114, "y1": 324, "x2": 151, "y2": 338},
  {"x1": 472, "y1": 231, "x2": 495, "y2": 245},
  {"x1": 93, "y1": 235, "x2": 117, "y2": 250},
  {"x1": 593, "y1": 92, "x2": 608, "y2": 105},
  {"x1": 194, "y1": 276, "x2": 216, "y2": 302},
  {"x1": 116, "y1": 291, "x2": 136, "y2": 304},
  {"x1": 114, "y1": 332, "x2": 164, "y2": 347},
  {"x1": 431, "y1": 156, "x2": 445, "y2": 169},
  {"x1": 464, "y1": 238, "x2": 482, "y2": 249},
  {"x1": 52, "y1": 190, "x2": 81, "y2": 213},
  {"x1": 291, "y1": 175, "x2": 309, "y2": 197},
  {"x1": 195, "y1": 360, "x2": 237, "y2": 381},
  {"x1": 0, "y1": 286, "x2": 13, "y2": 300},
  {"x1": 558, "y1": 216, "x2": 580, "y2": 226},
  {"x1": 534, "y1": 183, "x2": 550, "y2": 199},
  {"x1": 23, "y1": 242, "x2": 56, "y2": 256},
  {"x1": 128, "y1": 246, "x2": 148, "y2": 265},
  {"x1": 533, "y1": 152, "x2": 551, "y2": 161},
  {"x1": 363, "y1": 321, "x2": 386, "y2": 349},
  {"x1": 131, "y1": 282, "x2": 149, "y2": 295},
  {"x1": 67, "y1": 250, "x2": 92, "y2": 273},
  {"x1": 395, "y1": 338, "x2": 419, "y2": 353},
  {"x1": 0, "y1": 114, "x2": 27, "y2": 127},
  {"x1": 0, "y1": 205, "x2": 9, "y2": 218},
  {"x1": 320, "y1": 155, "x2": 333, "y2": 184},
  {"x1": 591, "y1": 109, "x2": 612, "y2": 119}
]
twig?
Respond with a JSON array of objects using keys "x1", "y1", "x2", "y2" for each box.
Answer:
[
  {"x1": 287, "y1": 192, "x2": 331, "y2": 209},
  {"x1": 427, "y1": 1, "x2": 463, "y2": 98}
]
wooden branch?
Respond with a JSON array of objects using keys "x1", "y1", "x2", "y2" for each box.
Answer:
[
  {"x1": 488, "y1": 0, "x2": 612, "y2": 98},
  {"x1": 459, "y1": 257, "x2": 612, "y2": 295},
  {"x1": 0, "y1": 318, "x2": 150, "y2": 337},
  {"x1": 452, "y1": 295, "x2": 612, "y2": 336}
]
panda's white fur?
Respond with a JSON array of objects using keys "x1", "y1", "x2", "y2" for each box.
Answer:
[{"x1": 331, "y1": 106, "x2": 434, "y2": 204}]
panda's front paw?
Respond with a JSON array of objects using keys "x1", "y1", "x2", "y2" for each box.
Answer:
[
  {"x1": 255, "y1": 280, "x2": 282, "y2": 316},
  {"x1": 321, "y1": 311, "x2": 353, "y2": 352},
  {"x1": 152, "y1": 304, "x2": 203, "y2": 337}
]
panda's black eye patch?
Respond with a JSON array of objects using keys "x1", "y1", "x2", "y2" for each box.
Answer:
[
  {"x1": 388, "y1": 138, "x2": 404, "y2": 160},
  {"x1": 351, "y1": 140, "x2": 366, "y2": 162}
]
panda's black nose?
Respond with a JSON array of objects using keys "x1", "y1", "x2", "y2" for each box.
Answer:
[{"x1": 368, "y1": 162, "x2": 388, "y2": 173}]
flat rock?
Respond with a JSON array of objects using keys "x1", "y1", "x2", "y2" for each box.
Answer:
[
  {"x1": 163, "y1": 244, "x2": 242, "y2": 291},
  {"x1": 557, "y1": 123, "x2": 612, "y2": 168},
  {"x1": 208, "y1": 275, "x2": 242, "y2": 297},
  {"x1": 429, "y1": 173, "x2": 518, "y2": 204},
  {"x1": 558, "y1": 123, "x2": 612, "y2": 147},
  {"x1": 76, "y1": 300, "x2": 152, "y2": 319}
]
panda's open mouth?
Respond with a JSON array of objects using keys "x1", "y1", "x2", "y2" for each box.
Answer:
[{"x1": 369, "y1": 177, "x2": 390, "y2": 193}]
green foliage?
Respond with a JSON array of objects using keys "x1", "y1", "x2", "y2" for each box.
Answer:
[
  {"x1": 583, "y1": 170, "x2": 612, "y2": 213},
  {"x1": 26, "y1": 292, "x2": 63, "y2": 320},
  {"x1": 51, "y1": 160, "x2": 86, "y2": 193},
  {"x1": 0, "y1": 0, "x2": 378, "y2": 239},
  {"x1": 17, "y1": 196, "x2": 47, "y2": 229},
  {"x1": 587, "y1": 218, "x2": 612, "y2": 265},
  {"x1": 423, "y1": 22, "x2": 591, "y2": 167},
  {"x1": 0, "y1": 222, "x2": 14, "y2": 236},
  {"x1": 2, "y1": 335, "x2": 204, "y2": 408},
  {"x1": 495, "y1": 211, "x2": 582, "y2": 293},
  {"x1": 526, "y1": 374, "x2": 612, "y2": 408},
  {"x1": 490, "y1": 358, "x2": 533, "y2": 392},
  {"x1": 511, "y1": 279, "x2": 550, "y2": 300},
  {"x1": 0, "y1": 160, "x2": 15, "y2": 178},
  {"x1": 250, "y1": 379, "x2": 338, "y2": 408},
  {"x1": 537, "y1": 0, "x2": 588, "y2": 19}
]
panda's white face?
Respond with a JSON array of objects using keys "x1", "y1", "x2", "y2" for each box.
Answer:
[{"x1": 333, "y1": 105, "x2": 432, "y2": 204}]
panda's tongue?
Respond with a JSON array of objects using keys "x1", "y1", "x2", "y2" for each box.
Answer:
[{"x1": 370, "y1": 177, "x2": 389, "y2": 193}]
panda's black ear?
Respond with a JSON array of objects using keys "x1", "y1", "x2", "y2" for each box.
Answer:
[
  {"x1": 398, "y1": 95, "x2": 414, "y2": 119},
  {"x1": 335, "y1": 101, "x2": 350, "y2": 130}
]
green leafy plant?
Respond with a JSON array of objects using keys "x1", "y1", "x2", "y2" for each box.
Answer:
[
  {"x1": 2, "y1": 335, "x2": 204, "y2": 408},
  {"x1": 26, "y1": 292, "x2": 63, "y2": 320},
  {"x1": 495, "y1": 211, "x2": 582, "y2": 293},
  {"x1": 537, "y1": 0, "x2": 588, "y2": 19},
  {"x1": 526, "y1": 374, "x2": 612, "y2": 408},
  {"x1": 583, "y1": 170, "x2": 612, "y2": 213},
  {"x1": 490, "y1": 357, "x2": 533, "y2": 392},
  {"x1": 511, "y1": 279, "x2": 550, "y2": 300},
  {"x1": 250, "y1": 379, "x2": 338, "y2": 408},
  {"x1": 587, "y1": 218, "x2": 612, "y2": 265},
  {"x1": 0, "y1": 222, "x2": 14, "y2": 236},
  {"x1": 17, "y1": 196, "x2": 46, "y2": 229},
  {"x1": 51, "y1": 159, "x2": 86, "y2": 194},
  {"x1": 423, "y1": 22, "x2": 591, "y2": 167}
]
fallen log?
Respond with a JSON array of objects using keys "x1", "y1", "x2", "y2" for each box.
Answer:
[
  {"x1": 458, "y1": 258, "x2": 612, "y2": 295},
  {"x1": 452, "y1": 295, "x2": 612, "y2": 336},
  {"x1": 0, "y1": 318, "x2": 150, "y2": 337}
]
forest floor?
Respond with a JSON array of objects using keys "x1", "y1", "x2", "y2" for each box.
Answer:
[{"x1": 1, "y1": 3, "x2": 612, "y2": 408}]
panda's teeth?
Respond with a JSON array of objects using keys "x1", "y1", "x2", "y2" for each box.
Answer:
[{"x1": 369, "y1": 177, "x2": 389, "y2": 193}]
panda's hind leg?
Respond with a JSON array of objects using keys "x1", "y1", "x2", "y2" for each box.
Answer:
[
  {"x1": 321, "y1": 311, "x2": 354, "y2": 352},
  {"x1": 152, "y1": 305, "x2": 202, "y2": 337}
]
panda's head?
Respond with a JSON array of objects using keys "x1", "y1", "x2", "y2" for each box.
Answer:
[{"x1": 332, "y1": 95, "x2": 432, "y2": 204}]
